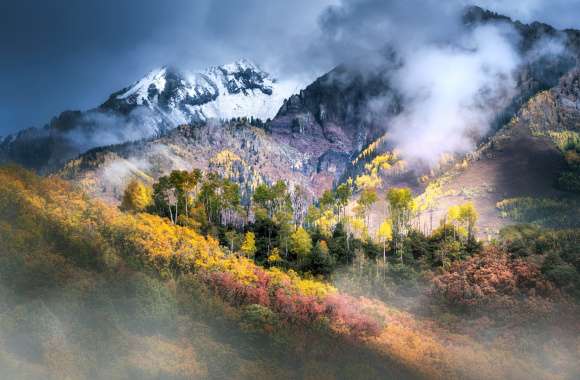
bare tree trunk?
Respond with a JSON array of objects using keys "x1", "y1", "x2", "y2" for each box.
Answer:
[
  {"x1": 168, "y1": 204, "x2": 174, "y2": 224},
  {"x1": 174, "y1": 199, "x2": 178, "y2": 224},
  {"x1": 383, "y1": 240, "x2": 386, "y2": 265}
]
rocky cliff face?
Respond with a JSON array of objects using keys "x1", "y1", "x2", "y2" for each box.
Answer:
[
  {"x1": 58, "y1": 120, "x2": 338, "y2": 203},
  {"x1": 272, "y1": 6, "x2": 580, "y2": 159},
  {"x1": 272, "y1": 64, "x2": 400, "y2": 155}
]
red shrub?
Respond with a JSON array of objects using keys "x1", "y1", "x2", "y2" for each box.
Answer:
[
  {"x1": 324, "y1": 294, "x2": 382, "y2": 338},
  {"x1": 432, "y1": 246, "x2": 556, "y2": 310},
  {"x1": 198, "y1": 268, "x2": 381, "y2": 339}
]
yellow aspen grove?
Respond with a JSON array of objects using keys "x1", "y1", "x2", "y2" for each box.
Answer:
[
  {"x1": 446, "y1": 202, "x2": 478, "y2": 241},
  {"x1": 357, "y1": 188, "x2": 378, "y2": 230}
]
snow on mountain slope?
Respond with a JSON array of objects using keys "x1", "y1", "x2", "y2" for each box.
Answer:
[
  {"x1": 116, "y1": 67, "x2": 169, "y2": 104},
  {"x1": 109, "y1": 58, "x2": 295, "y2": 125}
]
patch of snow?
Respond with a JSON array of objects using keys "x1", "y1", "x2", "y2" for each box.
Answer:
[
  {"x1": 221, "y1": 58, "x2": 260, "y2": 73},
  {"x1": 117, "y1": 67, "x2": 168, "y2": 105},
  {"x1": 187, "y1": 79, "x2": 297, "y2": 121}
]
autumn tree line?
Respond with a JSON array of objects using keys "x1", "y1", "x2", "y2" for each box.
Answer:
[{"x1": 121, "y1": 168, "x2": 483, "y2": 278}]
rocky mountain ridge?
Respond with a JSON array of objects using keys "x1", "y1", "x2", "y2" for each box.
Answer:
[{"x1": 58, "y1": 119, "x2": 337, "y2": 203}]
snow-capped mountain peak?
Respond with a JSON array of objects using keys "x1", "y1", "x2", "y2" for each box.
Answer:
[{"x1": 107, "y1": 59, "x2": 291, "y2": 125}]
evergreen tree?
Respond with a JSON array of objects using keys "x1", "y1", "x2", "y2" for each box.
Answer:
[
  {"x1": 329, "y1": 222, "x2": 352, "y2": 264},
  {"x1": 308, "y1": 240, "x2": 335, "y2": 275}
]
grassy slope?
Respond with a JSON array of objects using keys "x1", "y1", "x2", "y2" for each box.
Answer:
[{"x1": 412, "y1": 80, "x2": 580, "y2": 237}]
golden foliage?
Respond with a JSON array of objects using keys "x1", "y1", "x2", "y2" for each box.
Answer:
[
  {"x1": 210, "y1": 149, "x2": 242, "y2": 165},
  {"x1": 350, "y1": 217, "x2": 367, "y2": 236},
  {"x1": 377, "y1": 220, "x2": 393, "y2": 242},
  {"x1": 121, "y1": 179, "x2": 153, "y2": 212},
  {"x1": 310, "y1": 208, "x2": 337, "y2": 238},
  {"x1": 0, "y1": 166, "x2": 334, "y2": 299},
  {"x1": 241, "y1": 231, "x2": 257, "y2": 258},
  {"x1": 289, "y1": 227, "x2": 312, "y2": 258},
  {"x1": 267, "y1": 247, "x2": 282, "y2": 264},
  {"x1": 547, "y1": 130, "x2": 580, "y2": 151},
  {"x1": 446, "y1": 202, "x2": 478, "y2": 238},
  {"x1": 355, "y1": 173, "x2": 382, "y2": 190},
  {"x1": 209, "y1": 149, "x2": 245, "y2": 178},
  {"x1": 351, "y1": 134, "x2": 387, "y2": 165},
  {"x1": 1, "y1": 166, "x2": 578, "y2": 380}
]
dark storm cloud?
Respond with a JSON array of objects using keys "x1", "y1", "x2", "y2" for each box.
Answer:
[
  {"x1": 0, "y1": 0, "x2": 196, "y2": 134},
  {"x1": 0, "y1": 0, "x2": 578, "y2": 136},
  {"x1": 0, "y1": 0, "x2": 332, "y2": 135}
]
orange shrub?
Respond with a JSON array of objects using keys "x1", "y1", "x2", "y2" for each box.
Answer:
[{"x1": 431, "y1": 246, "x2": 557, "y2": 311}]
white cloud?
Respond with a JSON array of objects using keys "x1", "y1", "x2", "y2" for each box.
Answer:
[{"x1": 390, "y1": 24, "x2": 520, "y2": 165}]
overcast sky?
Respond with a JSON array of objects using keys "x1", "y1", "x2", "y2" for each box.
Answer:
[{"x1": 0, "y1": 0, "x2": 578, "y2": 136}]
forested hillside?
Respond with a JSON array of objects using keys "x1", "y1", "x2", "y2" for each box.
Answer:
[
  {"x1": 1, "y1": 166, "x2": 578, "y2": 379},
  {"x1": 0, "y1": 166, "x2": 413, "y2": 379}
]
